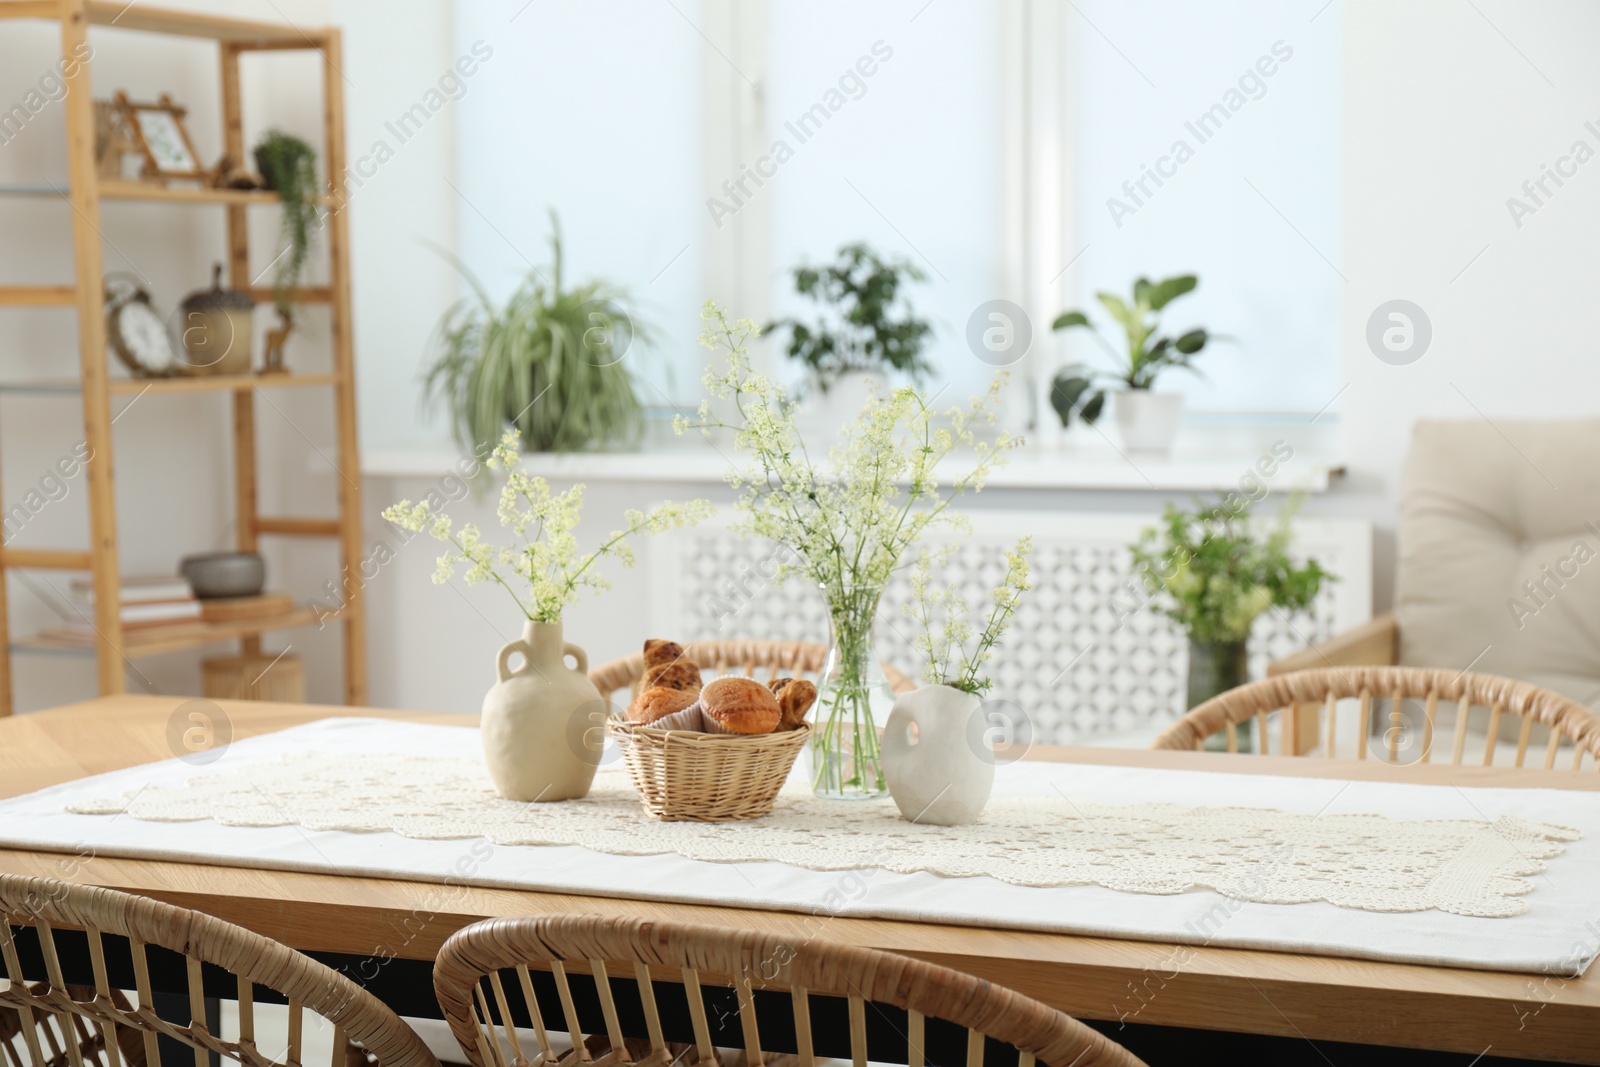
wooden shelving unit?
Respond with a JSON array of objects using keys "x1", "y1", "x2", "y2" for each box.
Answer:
[{"x1": 0, "y1": 0, "x2": 366, "y2": 714}]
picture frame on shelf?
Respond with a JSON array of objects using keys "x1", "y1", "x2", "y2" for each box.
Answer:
[
  {"x1": 116, "y1": 92, "x2": 205, "y2": 181},
  {"x1": 93, "y1": 99, "x2": 143, "y2": 180}
]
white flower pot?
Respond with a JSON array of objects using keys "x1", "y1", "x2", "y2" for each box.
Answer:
[
  {"x1": 881, "y1": 684, "x2": 993, "y2": 825},
  {"x1": 1115, "y1": 390, "x2": 1184, "y2": 455}
]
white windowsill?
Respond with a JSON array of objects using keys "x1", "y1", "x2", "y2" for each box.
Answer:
[{"x1": 364, "y1": 423, "x2": 1344, "y2": 493}]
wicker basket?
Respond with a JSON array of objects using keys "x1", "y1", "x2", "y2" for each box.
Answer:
[{"x1": 609, "y1": 720, "x2": 810, "y2": 821}]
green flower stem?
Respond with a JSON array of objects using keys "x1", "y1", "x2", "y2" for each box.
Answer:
[{"x1": 812, "y1": 586, "x2": 887, "y2": 797}]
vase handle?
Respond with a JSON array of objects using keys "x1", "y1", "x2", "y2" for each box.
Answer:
[
  {"x1": 496, "y1": 639, "x2": 532, "y2": 683},
  {"x1": 563, "y1": 643, "x2": 588, "y2": 676}
]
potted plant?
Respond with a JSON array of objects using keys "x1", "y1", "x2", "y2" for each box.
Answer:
[
  {"x1": 766, "y1": 242, "x2": 934, "y2": 434},
  {"x1": 1129, "y1": 497, "x2": 1331, "y2": 751},
  {"x1": 252, "y1": 130, "x2": 318, "y2": 336},
  {"x1": 384, "y1": 431, "x2": 711, "y2": 800},
  {"x1": 423, "y1": 213, "x2": 646, "y2": 454},
  {"x1": 882, "y1": 538, "x2": 1032, "y2": 825},
  {"x1": 680, "y1": 303, "x2": 1016, "y2": 800},
  {"x1": 1049, "y1": 274, "x2": 1212, "y2": 455}
]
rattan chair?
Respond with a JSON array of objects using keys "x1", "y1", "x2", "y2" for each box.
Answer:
[
  {"x1": 589, "y1": 640, "x2": 915, "y2": 703},
  {"x1": 1151, "y1": 666, "x2": 1600, "y2": 769},
  {"x1": 433, "y1": 913, "x2": 1144, "y2": 1067},
  {"x1": 0, "y1": 874, "x2": 438, "y2": 1067}
]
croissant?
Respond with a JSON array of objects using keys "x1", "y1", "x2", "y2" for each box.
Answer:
[
  {"x1": 768, "y1": 677, "x2": 819, "y2": 730},
  {"x1": 644, "y1": 659, "x2": 702, "y2": 693},
  {"x1": 700, "y1": 676, "x2": 781, "y2": 734},
  {"x1": 643, "y1": 638, "x2": 685, "y2": 668}
]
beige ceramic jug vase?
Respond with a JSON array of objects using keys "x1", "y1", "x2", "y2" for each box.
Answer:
[{"x1": 481, "y1": 620, "x2": 603, "y2": 801}]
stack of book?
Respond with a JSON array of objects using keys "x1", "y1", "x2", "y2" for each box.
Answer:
[{"x1": 62, "y1": 575, "x2": 202, "y2": 631}]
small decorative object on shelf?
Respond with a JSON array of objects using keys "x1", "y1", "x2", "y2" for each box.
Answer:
[
  {"x1": 883, "y1": 538, "x2": 1033, "y2": 825},
  {"x1": 1050, "y1": 273, "x2": 1214, "y2": 455},
  {"x1": 384, "y1": 431, "x2": 712, "y2": 801},
  {"x1": 177, "y1": 264, "x2": 254, "y2": 376},
  {"x1": 611, "y1": 638, "x2": 818, "y2": 820},
  {"x1": 680, "y1": 303, "x2": 1017, "y2": 801},
  {"x1": 209, "y1": 154, "x2": 267, "y2": 191},
  {"x1": 180, "y1": 551, "x2": 266, "y2": 600},
  {"x1": 422, "y1": 211, "x2": 646, "y2": 454},
  {"x1": 766, "y1": 242, "x2": 933, "y2": 435},
  {"x1": 93, "y1": 99, "x2": 142, "y2": 180},
  {"x1": 116, "y1": 92, "x2": 205, "y2": 181},
  {"x1": 252, "y1": 129, "x2": 318, "y2": 327},
  {"x1": 104, "y1": 274, "x2": 177, "y2": 378},
  {"x1": 1129, "y1": 496, "x2": 1332, "y2": 752},
  {"x1": 261, "y1": 314, "x2": 292, "y2": 375}
]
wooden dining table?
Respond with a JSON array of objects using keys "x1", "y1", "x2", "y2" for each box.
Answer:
[{"x1": 2, "y1": 694, "x2": 1596, "y2": 1065}]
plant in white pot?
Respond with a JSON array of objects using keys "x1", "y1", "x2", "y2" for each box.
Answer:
[
  {"x1": 384, "y1": 431, "x2": 711, "y2": 801},
  {"x1": 1048, "y1": 274, "x2": 1213, "y2": 455},
  {"x1": 881, "y1": 537, "x2": 1032, "y2": 825},
  {"x1": 766, "y1": 242, "x2": 933, "y2": 436}
]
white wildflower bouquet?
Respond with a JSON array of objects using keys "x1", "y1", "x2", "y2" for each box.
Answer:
[
  {"x1": 384, "y1": 430, "x2": 713, "y2": 623},
  {"x1": 906, "y1": 537, "x2": 1033, "y2": 695},
  {"x1": 677, "y1": 302, "x2": 1019, "y2": 797}
]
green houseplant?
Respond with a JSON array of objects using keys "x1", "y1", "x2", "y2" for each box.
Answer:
[
  {"x1": 766, "y1": 242, "x2": 934, "y2": 396},
  {"x1": 423, "y1": 214, "x2": 646, "y2": 454},
  {"x1": 1129, "y1": 497, "x2": 1331, "y2": 751},
  {"x1": 679, "y1": 303, "x2": 1016, "y2": 800},
  {"x1": 252, "y1": 130, "x2": 318, "y2": 325},
  {"x1": 1049, "y1": 274, "x2": 1211, "y2": 454}
]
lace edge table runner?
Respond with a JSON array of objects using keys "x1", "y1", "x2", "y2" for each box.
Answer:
[{"x1": 66, "y1": 751, "x2": 1579, "y2": 919}]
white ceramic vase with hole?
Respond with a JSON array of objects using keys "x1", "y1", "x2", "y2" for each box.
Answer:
[
  {"x1": 480, "y1": 619, "x2": 603, "y2": 802},
  {"x1": 881, "y1": 683, "x2": 992, "y2": 825},
  {"x1": 1115, "y1": 390, "x2": 1184, "y2": 455}
]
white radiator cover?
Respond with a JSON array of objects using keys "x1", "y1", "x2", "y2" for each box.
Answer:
[{"x1": 648, "y1": 511, "x2": 1372, "y2": 744}]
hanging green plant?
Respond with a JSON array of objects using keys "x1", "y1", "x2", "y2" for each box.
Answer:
[
  {"x1": 252, "y1": 129, "x2": 318, "y2": 323},
  {"x1": 422, "y1": 212, "x2": 646, "y2": 454}
]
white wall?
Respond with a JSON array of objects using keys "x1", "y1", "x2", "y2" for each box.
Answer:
[{"x1": 1334, "y1": 0, "x2": 1600, "y2": 608}]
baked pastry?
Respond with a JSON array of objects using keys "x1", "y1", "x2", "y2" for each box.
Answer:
[
  {"x1": 768, "y1": 678, "x2": 819, "y2": 730},
  {"x1": 644, "y1": 659, "x2": 702, "y2": 693},
  {"x1": 626, "y1": 685, "x2": 699, "y2": 725},
  {"x1": 645, "y1": 703, "x2": 710, "y2": 731},
  {"x1": 699, "y1": 676, "x2": 781, "y2": 735},
  {"x1": 639, "y1": 638, "x2": 702, "y2": 693},
  {"x1": 643, "y1": 638, "x2": 684, "y2": 667}
]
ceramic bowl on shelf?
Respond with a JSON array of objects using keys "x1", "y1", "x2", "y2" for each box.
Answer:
[{"x1": 180, "y1": 551, "x2": 265, "y2": 599}]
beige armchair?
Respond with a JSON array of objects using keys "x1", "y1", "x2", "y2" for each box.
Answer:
[{"x1": 1271, "y1": 418, "x2": 1600, "y2": 749}]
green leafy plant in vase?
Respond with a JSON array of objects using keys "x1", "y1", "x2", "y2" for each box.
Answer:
[
  {"x1": 1129, "y1": 497, "x2": 1331, "y2": 752},
  {"x1": 766, "y1": 242, "x2": 934, "y2": 433},
  {"x1": 881, "y1": 538, "x2": 1034, "y2": 825},
  {"x1": 253, "y1": 129, "x2": 318, "y2": 343},
  {"x1": 384, "y1": 431, "x2": 712, "y2": 801},
  {"x1": 681, "y1": 303, "x2": 1017, "y2": 800},
  {"x1": 1049, "y1": 273, "x2": 1211, "y2": 455},
  {"x1": 422, "y1": 212, "x2": 647, "y2": 454}
]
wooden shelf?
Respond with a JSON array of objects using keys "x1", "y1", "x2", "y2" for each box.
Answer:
[
  {"x1": 112, "y1": 373, "x2": 339, "y2": 395},
  {"x1": 14, "y1": 608, "x2": 321, "y2": 658},
  {"x1": 0, "y1": 180, "x2": 332, "y2": 207},
  {"x1": 0, "y1": 1, "x2": 365, "y2": 713},
  {"x1": 0, "y1": 374, "x2": 337, "y2": 396},
  {"x1": 101, "y1": 179, "x2": 283, "y2": 205},
  {"x1": 85, "y1": 1, "x2": 321, "y2": 45}
]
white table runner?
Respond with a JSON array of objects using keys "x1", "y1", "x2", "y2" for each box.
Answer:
[{"x1": 3, "y1": 718, "x2": 1598, "y2": 975}]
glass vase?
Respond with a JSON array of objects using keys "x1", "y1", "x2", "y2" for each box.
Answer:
[
  {"x1": 811, "y1": 584, "x2": 896, "y2": 800},
  {"x1": 1186, "y1": 636, "x2": 1252, "y2": 753}
]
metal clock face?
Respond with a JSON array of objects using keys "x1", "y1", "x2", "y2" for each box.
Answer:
[{"x1": 115, "y1": 299, "x2": 176, "y2": 374}]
